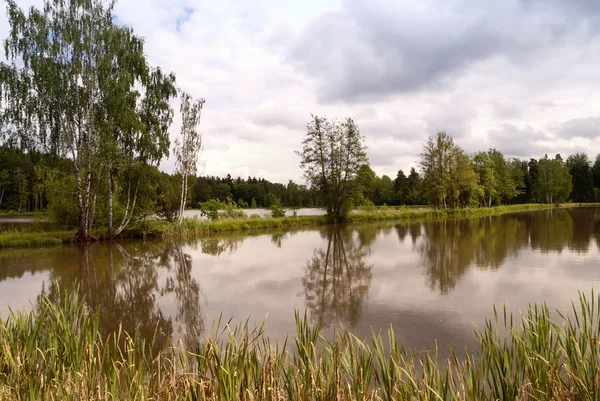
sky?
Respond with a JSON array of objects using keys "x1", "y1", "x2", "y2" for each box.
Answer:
[{"x1": 1, "y1": 0, "x2": 600, "y2": 184}]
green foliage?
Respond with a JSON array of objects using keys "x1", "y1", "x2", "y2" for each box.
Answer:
[
  {"x1": 198, "y1": 199, "x2": 227, "y2": 221},
  {"x1": 1, "y1": 0, "x2": 177, "y2": 239},
  {"x1": 198, "y1": 198, "x2": 245, "y2": 221},
  {"x1": 536, "y1": 155, "x2": 573, "y2": 203},
  {"x1": 44, "y1": 171, "x2": 79, "y2": 228},
  {"x1": 567, "y1": 153, "x2": 595, "y2": 202},
  {"x1": 420, "y1": 132, "x2": 481, "y2": 209},
  {"x1": 297, "y1": 116, "x2": 369, "y2": 219},
  {"x1": 270, "y1": 198, "x2": 286, "y2": 218},
  {"x1": 4, "y1": 290, "x2": 600, "y2": 400},
  {"x1": 155, "y1": 173, "x2": 181, "y2": 222},
  {"x1": 174, "y1": 93, "x2": 206, "y2": 227}
]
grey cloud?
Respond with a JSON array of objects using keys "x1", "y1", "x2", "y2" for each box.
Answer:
[
  {"x1": 361, "y1": 118, "x2": 426, "y2": 141},
  {"x1": 491, "y1": 101, "x2": 524, "y2": 120},
  {"x1": 558, "y1": 116, "x2": 600, "y2": 139},
  {"x1": 252, "y1": 109, "x2": 306, "y2": 131},
  {"x1": 423, "y1": 101, "x2": 477, "y2": 141},
  {"x1": 485, "y1": 124, "x2": 551, "y2": 158},
  {"x1": 367, "y1": 147, "x2": 399, "y2": 167},
  {"x1": 288, "y1": 0, "x2": 595, "y2": 103},
  {"x1": 522, "y1": 0, "x2": 600, "y2": 16}
]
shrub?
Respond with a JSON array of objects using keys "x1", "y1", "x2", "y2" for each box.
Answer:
[{"x1": 270, "y1": 199, "x2": 286, "y2": 218}]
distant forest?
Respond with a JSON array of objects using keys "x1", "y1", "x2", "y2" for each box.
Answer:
[{"x1": 1, "y1": 141, "x2": 600, "y2": 217}]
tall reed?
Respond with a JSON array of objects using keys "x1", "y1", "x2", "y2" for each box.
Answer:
[{"x1": 2, "y1": 290, "x2": 600, "y2": 400}]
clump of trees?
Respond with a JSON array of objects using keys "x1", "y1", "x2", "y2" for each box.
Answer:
[
  {"x1": 0, "y1": 0, "x2": 202, "y2": 238},
  {"x1": 297, "y1": 115, "x2": 368, "y2": 220},
  {"x1": 416, "y1": 132, "x2": 585, "y2": 209}
]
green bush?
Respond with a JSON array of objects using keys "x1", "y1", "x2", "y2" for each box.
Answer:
[
  {"x1": 199, "y1": 198, "x2": 245, "y2": 221},
  {"x1": 270, "y1": 199, "x2": 286, "y2": 218}
]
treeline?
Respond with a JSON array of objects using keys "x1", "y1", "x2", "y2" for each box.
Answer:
[
  {"x1": 414, "y1": 132, "x2": 600, "y2": 208},
  {"x1": 191, "y1": 175, "x2": 321, "y2": 208},
  {"x1": 0, "y1": 145, "x2": 324, "y2": 219}
]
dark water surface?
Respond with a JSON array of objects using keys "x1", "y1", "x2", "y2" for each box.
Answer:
[{"x1": 1, "y1": 207, "x2": 599, "y2": 355}]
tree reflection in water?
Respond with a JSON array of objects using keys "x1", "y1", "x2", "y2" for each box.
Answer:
[
  {"x1": 302, "y1": 228, "x2": 372, "y2": 328},
  {"x1": 418, "y1": 208, "x2": 600, "y2": 294},
  {"x1": 40, "y1": 241, "x2": 204, "y2": 356}
]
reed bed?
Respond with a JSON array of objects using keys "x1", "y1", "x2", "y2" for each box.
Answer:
[{"x1": 2, "y1": 291, "x2": 600, "y2": 400}]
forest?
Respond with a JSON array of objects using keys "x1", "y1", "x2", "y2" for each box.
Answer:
[
  {"x1": 1, "y1": 134, "x2": 600, "y2": 217},
  {"x1": 1, "y1": 0, "x2": 599, "y2": 232}
]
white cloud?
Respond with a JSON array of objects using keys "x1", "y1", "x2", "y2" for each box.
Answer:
[{"x1": 2, "y1": 0, "x2": 600, "y2": 183}]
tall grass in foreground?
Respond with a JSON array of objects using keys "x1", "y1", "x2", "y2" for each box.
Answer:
[{"x1": 4, "y1": 293, "x2": 600, "y2": 400}]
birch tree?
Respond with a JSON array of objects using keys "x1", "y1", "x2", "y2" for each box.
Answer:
[
  {"x1": 0, "y1": 0, "x2": 177, "y2": 239},
  {"x1": 174, "y1": 92, "x2": 205, "y2": 227}
]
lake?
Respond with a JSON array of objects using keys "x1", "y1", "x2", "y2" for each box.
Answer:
[{"x1": 1, "y1": 207, "x2": 599, "y2": 356}]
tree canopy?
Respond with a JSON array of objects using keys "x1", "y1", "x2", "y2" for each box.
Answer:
[
  {"x1": 297, "y1": 116, "x2": 368, "y2": 219},
  {"x1": 0, "y1": 0, "x2": 178, "y2": 239}
]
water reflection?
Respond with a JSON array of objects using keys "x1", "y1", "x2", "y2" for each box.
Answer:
[
  {"x1": 1, "y1": 207, "x2": 600, "y2": 356},
  {"x1": 417, "y1": 208, "x2": 600, "y2": 294},
  {"x1": 40, "y1": 241, "x2": 204, "y2": 354},
  {"x1": 302, "y1": 228, "x2": 373, "y2": 328}
]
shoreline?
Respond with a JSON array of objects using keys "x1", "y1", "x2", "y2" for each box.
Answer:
[{"x1": 0, "y1": 202, "x2": 598, "y2": 249}]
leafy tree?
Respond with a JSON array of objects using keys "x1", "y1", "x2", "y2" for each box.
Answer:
[
  {"x1": 1, "y1": 0, "x2": 176, "y2": 239},
  {"x1": 566, "y1": 153, "x2": 594, "y2": 202},
  {"x1": 420, "y1": 132, "x2": 454, "y2": 208},
  {"x1": 394, "y1": 169, "x2": 409, "y2": 205},
  {"x1": 407, "y1": 167, "x2": 423, "y2": 205},
  {"x1": 593, "y1": 155, "x2": 600, "y2": 190},
  {"x1": 378, "y1": 175, "x2": 395, "y2": 205},
  {"x1": 297, "y1": 116, "x2": 368, "y2": 219},
  {"x1": 472, "y1": 149, "x2": 517, "y2": 206},
  {"x1": 508, "y1": 158, "x2": 527, "y2": 204},
  {"x1": 536, "y1": 155, "x2": 573, "y2": 203},
  {"x1": 269, "y1": 197, "x2": 286, "y2": 218},
  {"x1": 527, "y1": 158, "x2": 539, "y2": 202},
  {"x1": 448, "y1": 151, "x2": 481, "y2": 208},
  {"x1": 420, "y1": 132, "x2": 479, "y2": 208},
  {"x1": 0, "y1": 169, "x2": 9, "y2": 208},
  {"x1": 472, "y1": 152, "x2": 496, "y2": 207},
  {"x1": 14, "y1": 167, "x2": 28, "y2": 212},
  {"x1": 174, "y1": 93, "x2": 205, "y2": 227}
]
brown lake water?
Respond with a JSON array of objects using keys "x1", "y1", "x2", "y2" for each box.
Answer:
[{"x1": 1, "y1": 207, "x2": 599, "y2": 355}]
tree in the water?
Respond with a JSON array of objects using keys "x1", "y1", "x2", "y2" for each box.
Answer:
[
  {"x1": 174, "y1": 92, "x2": 205, "y2": 227},
  {"x1": 302, "y1": 228, "x2": 372, "y2": 328},
  {"x1": 297, "y1": 116, "x2": 368, "y2": 220}
]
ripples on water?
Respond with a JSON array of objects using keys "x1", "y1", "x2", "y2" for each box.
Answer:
[{"x1": 1, "y1": 207, "x2": 599, "y2": 356}]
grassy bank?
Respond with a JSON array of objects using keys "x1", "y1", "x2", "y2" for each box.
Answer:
[
  {"x1": 0, "y1": 231, "x2": 68, "y2": 248},
  {"x1": 1, "y1": 291, "x2": 600, "y2": 400},
  {"x1": 0, "y1": 203, "x2": 598, "y2": 249},
  {"x1": 159, "y1": 202, "x2": 599, "y2": 237}
]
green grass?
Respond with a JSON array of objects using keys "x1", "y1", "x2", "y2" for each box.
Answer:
[
  {"x1": 163, "y1": 203, "x2": 599, "y2": 237},
  {"x1": 2, "y1": 290, "x2": 600, "y2": 400},
  {"x1": 1, "y1": 203, "x2": 599, "y2": 249},
  {"x1": 0, "y1": 231, "x2": 67, "y2": 248}
]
